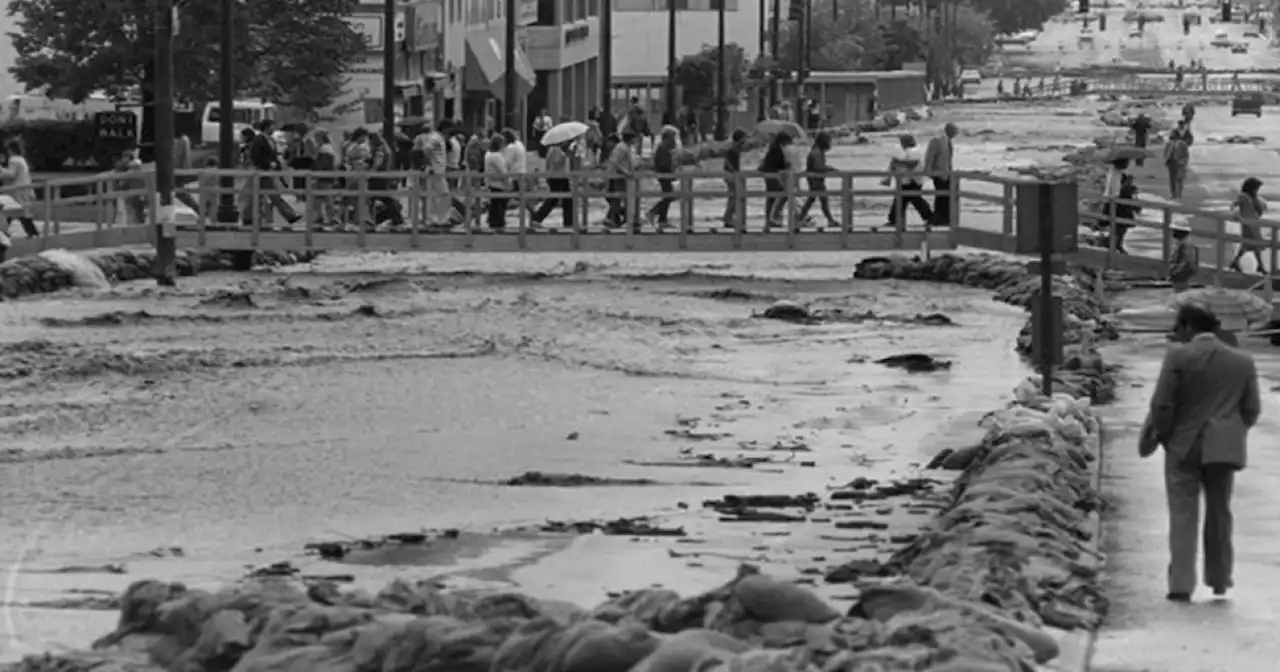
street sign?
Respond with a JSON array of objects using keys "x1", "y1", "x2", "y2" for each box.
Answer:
[{"x1": 1015, "y1": 181, "x2": 1079, "y2": 254}]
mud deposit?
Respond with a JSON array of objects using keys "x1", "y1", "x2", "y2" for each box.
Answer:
[{"x1": 0, "y1": 250, "x2": 1040, "y2": 663}]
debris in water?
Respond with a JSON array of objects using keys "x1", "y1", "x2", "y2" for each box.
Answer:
[
  {"x1": 199, "y1": 290, "x2": 257, "y2": 308},
  {"x1": 834, "y1": 520, "x2": 890, "y2": 530},
  {"x1": 248, "y1": 561, "x2": 299, "y2": 578},
  {"x1": 502, "y1": 471, "x2": 659, "y2": 486},
  {"x1": 664, "y1": 425, "x2": 732, "y2": 441},
  {"x1": 717, "y1": 508, "x2": 808, "y2": 523},
  {"x1": 703, "y1": 493, "x2": 821, "y2": 510},
  {"x1": 625, "y1": 453, "x2": 771, "y2": 469},
  {"x1": 830, "y1": 477, "x2": 941, "y2": 501},
  {"x1": 758, "y1": 300, "x2": 812, "y2": 322},
  {"x1": 874, "y1": 353, "x2": 952, "y2": 373},
  {"x1": 540, "y1": 517, "x2": 685, "y2": 536}
]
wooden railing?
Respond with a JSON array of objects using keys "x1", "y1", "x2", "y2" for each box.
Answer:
[
  {"x1": 1079, "y1": 189, "x2": 1280, "y2": 300},
  {"x1": 1, "y1": 170, "x2": 158, "y2": 257}
]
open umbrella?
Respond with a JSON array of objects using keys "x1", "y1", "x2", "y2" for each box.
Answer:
[
  {"x1": 1170, "y1": 287, "x2": 1274, "y2": 329},
  {"x1": 541, "y1": 121, "x2": 588, "y2": 146},
  {"x1": 756, "y1": 119, "x2": 808, "y2": 141}
]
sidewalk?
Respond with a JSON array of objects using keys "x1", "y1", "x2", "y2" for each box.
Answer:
[{"x1": 1091, "y1": 325, "x2": 1280, "y2": 672}]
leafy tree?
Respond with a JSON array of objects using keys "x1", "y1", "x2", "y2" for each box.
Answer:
[
  {"x1": 672, "y1": 43, "x2": 750, "y2": 111},
  {"x1": 5, "y1": 0, "x2": 364, "y2": 109},
  {"x1": 967, "y1": 0, "x2": 1069, "y2": 35}
]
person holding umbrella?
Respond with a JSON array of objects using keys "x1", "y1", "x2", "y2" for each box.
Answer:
[{"x1": 532, "y1": 121, "x2": 589, "y2": 229}]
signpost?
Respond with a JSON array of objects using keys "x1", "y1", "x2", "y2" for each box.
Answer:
[{"x1": 1033, "y1": 182, "x2": 1065, "y2": 395}]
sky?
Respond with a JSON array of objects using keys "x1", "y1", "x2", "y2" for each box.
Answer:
[{"x1": 0, "y1": 7, "x2": 19, "y2": 100}]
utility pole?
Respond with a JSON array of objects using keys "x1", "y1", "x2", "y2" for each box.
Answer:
[
  {"x1": 505, "y1": 0, "x2": 520, "y2": 130},
  {"x1": 758, "y1": 0, "x2": 767, "y2": 118},
  {"x1": 716, "y1": 0, "x2": 726, "y2": 140},
  {"x1": 153, "y1": 0, "x2": 176, "y2": 286},
  {"x1": 383, "y1": 0, "x2": 397, "y2": 150},
  {"x1": 216, "y1": 0, "x2": 238, "y2": 228},
  {"x1": 794, "y1": 0, "x2": 808, "y2": 114},
  {"x1": 665, "y1": 0, "x2": 677, "y2": 125},
  {"x1": 770, "y1": 0, "x2": 780, "y2": 106},
  {"x1": 601, "y1": 0, "x2": 614, "y2": 131}
]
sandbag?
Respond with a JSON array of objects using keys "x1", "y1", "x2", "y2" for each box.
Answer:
[
  {"x1": 732, "y1": 575, "x2": 840, "y2": 624},
  {"x1": 38, "y1": 249, "x2": 111, "y2": 290}
]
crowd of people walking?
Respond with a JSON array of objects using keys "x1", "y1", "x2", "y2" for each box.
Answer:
[{"x1": 163, "y1": 110, "x2": 957, "y2": 234}]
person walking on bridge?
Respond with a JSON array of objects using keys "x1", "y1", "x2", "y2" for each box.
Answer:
[
  {"x1": 923, "y1": 123, "x2": 958, "y2": 227},
  {"x1": 1141, "y1": 304, "x2": 1261, "y2": 602},
  {"x1": 1164, "y1": 125, "x2": 1191, "y2": 199}
]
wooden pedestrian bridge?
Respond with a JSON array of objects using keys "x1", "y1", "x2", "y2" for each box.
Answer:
[{"x1": 3, "y1": 166, "x2": 1279, "y2": 302}]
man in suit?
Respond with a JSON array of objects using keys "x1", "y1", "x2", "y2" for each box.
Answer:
[
  {"x1": 922, "y1": 123, "x2": 958, "y2": 228},
  {"x1": 1142, "y1": 305, "x2": 1261, "y2": 602}
]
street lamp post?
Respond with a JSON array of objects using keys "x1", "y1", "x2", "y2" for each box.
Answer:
[{"x1": 215, "y1": 0, "x2": 248, "y2": 270}]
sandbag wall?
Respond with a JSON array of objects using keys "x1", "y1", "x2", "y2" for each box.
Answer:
[
  {"x1": 0, "y1": 249, "x2": 317, "y2": 300},
  {"x1": 6, "y1": 252, "x2": 1114, "y2": 672}
]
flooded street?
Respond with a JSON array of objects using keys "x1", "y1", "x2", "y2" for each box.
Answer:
[{"x1": 0, "y1": 251, "x2": 1030, "y2": 658}]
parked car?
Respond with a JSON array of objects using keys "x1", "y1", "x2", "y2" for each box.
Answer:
[
  {"x1": 961, "y1": 70, "x2": 982, "y2": 86},
  {"x1": 1231, "y1": 42, "x2": 1250, "y2": 53},
  {"x1": 1243, "y1": 30, "x2": 1261, "y2": 38},
  {"x1": 1232, "y1": 91, "x2": 1264, "y2": 117}
]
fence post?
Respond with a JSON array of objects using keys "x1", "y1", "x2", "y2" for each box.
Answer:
[
  {"x1": 784, "y1": 172, "x2": 797, "y2": 249},
  {"x1": 1214, "y1": 215, "x2": 1225, "y2": 288},
  {"x1": 839, "y1": 174, "x2": 853, "y2": 249},
  {"x1": 679, "y1": 175, "x2": 693, "y2": 250},
  {"x1": 355, "y1": 174, "x2": 368, "y2": 249},
  {"x1": 625, "y1": 177, "x2": 637, "y2": 250}
]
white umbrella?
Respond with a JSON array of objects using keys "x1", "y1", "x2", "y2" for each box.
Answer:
[{"x1": 541, "y1": 121, "x2": 589, "y2": 146}]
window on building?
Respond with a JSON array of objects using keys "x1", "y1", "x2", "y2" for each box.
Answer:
[
  {"x1": 587, "y1": 0, "x2": 598, "y2": 16},
  {"x1": 561, "y1": 0, "x2": 572, "y2": 20},
  {"x1": 537, "y1": 0, "x2": 556, "y2": 24},
  {"x1": 574, "y1": 0, "x2": 586, "y2": 20}
]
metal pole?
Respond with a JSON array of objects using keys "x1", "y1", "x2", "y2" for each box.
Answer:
[
  {"x1": 1038, "y1": 183, "x2": 1055, "y2": 396},
  {"x1": 794, "y1": 0, "x2": 806, "y2": 113},
  {"x1": 716, "y1": 0, "x2": 726, "y2": 140},
  {"x1": 384, "y1": 0, "x2": 397, "y2": 149},
  {"x1": 215, "y1": 0, "x2": 238, "y2": 226},
  {"x1": 757, "y1": 0, "x2": 766, "y2": 118},
  {"x1": 154, "y1": 0, "x2": 177, "y2": 286},
  {"x1": 601, "y1": 0, "x2": 613, "y2": 125},
  {"x1": 770, "y1": 0, "x2": 780, "y2": 106},
  {"x1": 504, "y1": 0, "x2": 519, "y2": 130},
  {"x1": 665, "y1": 0, "x2": 677, "y2": 125}
]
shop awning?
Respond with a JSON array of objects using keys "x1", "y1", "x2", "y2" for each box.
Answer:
[{"x1": 464, "y1": 32, "x2": 535, "y2": 100}]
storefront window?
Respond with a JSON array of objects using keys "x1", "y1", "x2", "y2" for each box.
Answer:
[
  {"x1": 587, "y1": 0, "x2": 597, "y2": 16},
  {"x1": 536, "y1": 0, "x2": 555, "y2": 24}
]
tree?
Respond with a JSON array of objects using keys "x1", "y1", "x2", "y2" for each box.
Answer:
[
  {"x1": 967, "y1": 0, "x2": 1068, "y2": 35},
  {"x1": 672, "y1": 43, "x2": 750, "y2": 111},
  {"x1": 5, "y1": 0, "x2": 364, "y2": 109}
]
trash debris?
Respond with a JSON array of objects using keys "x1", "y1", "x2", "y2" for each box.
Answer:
[
  {"x1": 874, "y1": 353, "x2": 953, "y2": 373},
  {"x1": 502, "y1": 471, "x2": 659, "y2": 487}
]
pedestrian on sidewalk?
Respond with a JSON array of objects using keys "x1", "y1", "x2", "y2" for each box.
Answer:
[
  {"x1": 1168, "y1": 221, "x2": 1199, "y2": 292},
  {"x1": 720, "y1": 129, "x2": 747, "y2": 228},
  {"x1": 797, "y1": 131, "x2": 839, "y2": 229},
  {"x1": 923, "y1": 123, "x2": 958, "y2": 228},
  {"x1": 1141, "y1": 304, "x2": 1261, "y2": 602},
  {"x1": 0, "y1": 138, "x2": 38, "y2": 238},
  {"x1": 1228, "y1": 177, "x2": 1269, "y2": 275}
]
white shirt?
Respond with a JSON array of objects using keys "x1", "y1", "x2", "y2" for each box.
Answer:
[
  {"x1": 446, "y1": 136, "x2": 462, "y2": 168},
  {"x1": 502, "y1": 141, "x2": 527, "y2": 175},
  {"x1": 1104, "y1": 167, "x2": 1123, "y2": 198},
  {"x1": 1, "y1": 155, "x2": 34, "y2": 204},
  {"x1": 533, "y1": 115, "x2": 553, "y2": 132}
]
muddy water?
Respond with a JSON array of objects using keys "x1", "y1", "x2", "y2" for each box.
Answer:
[{"x1": 0, "y1": 251, "x2": 1028, "y2": 658}]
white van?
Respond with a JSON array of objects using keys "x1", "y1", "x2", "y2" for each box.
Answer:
[{"x1": 200, "y1": 101, "x2": 276, "y2": 146}]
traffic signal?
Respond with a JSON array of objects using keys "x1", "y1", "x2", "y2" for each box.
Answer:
[
  {"x1": 1078, "y1": 0, "x2": 1089, "y2": 13},
  {"x1": 788, "y1": 0, "x2": 804, "y2": 21}
]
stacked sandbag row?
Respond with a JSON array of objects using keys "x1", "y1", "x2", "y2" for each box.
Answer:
[
  {"x1": 0, "y1": 249, "x2": 317, "y2": 300},
  {"x1": 902, "y1": 391, "x2": 1109, "y2": 635},
  {"x1": 9, "y1": 564, "x2": 1063, "y2": 672},
  {"x1": 853, "y1": 253, "x2": 1118, "y2": 403}
]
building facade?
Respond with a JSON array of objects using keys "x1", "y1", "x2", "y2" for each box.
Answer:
[{"x1": 525, "y1": 0, "x2": 601, "y2": 126}]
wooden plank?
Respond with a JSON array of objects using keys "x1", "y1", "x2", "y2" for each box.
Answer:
[{"x1": 7, "y1": 225, "x2": 154, "y2": 257}]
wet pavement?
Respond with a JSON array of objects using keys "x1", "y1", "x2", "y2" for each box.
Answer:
[{"x1": 1093, "y1": 291, "x2": 1280, "y2": 672}]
